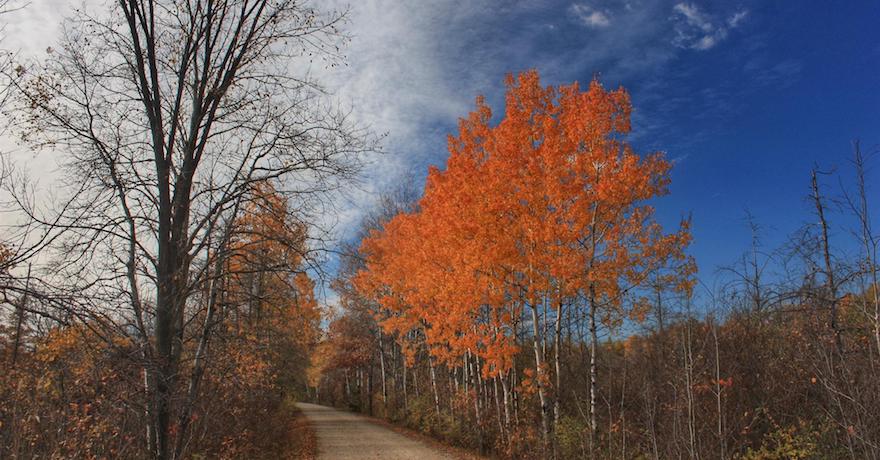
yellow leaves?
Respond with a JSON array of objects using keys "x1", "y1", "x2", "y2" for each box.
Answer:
[
  {"x1": 224, "y1": 181, "x2": 322, "y2": 349},
  {"x1": 37, "y1": 325, "x2": 93, "y2": 364},
  {"x1": 739, "y1": 420, "x2": 822, "y2": 460},
  {"x1": 230, "y1": 181, "x2": 308, "y2": 272}
]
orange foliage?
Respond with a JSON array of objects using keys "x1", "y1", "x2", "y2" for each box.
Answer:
[
  {"x1": 354, "y1": 69, "x2": 692, "y2": 381},
  {"x1": 226, "y1": 181, "x2": 321, "y2": 346}
]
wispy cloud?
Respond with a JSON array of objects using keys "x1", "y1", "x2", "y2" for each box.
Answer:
[
  {"x1": 672, "y1": 3, "x2": 748, "y2": 50},
  {"x1": 748, "y1": 57, "x2": 803, "y2": 87},
  {"x1": 570, "y1": 4, "x2": 611, "y2": 28},
  {"x1": 728, "y1": 10, "x2": 749, "y2": 28},
  {"x1": 674, "y1": 3, "x2": 714, "y2": 33}
]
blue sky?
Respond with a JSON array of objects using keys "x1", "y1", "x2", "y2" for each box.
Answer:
[{"x1": 3, "y1": 1, "x2": 879, "y2": 307}]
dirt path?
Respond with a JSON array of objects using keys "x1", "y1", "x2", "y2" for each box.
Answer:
[{"x1": 295, "y1": 403, "x2": 456, "y2": 459}]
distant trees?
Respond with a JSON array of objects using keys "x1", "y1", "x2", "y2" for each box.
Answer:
[{"x1": 1, "y1": 0, "x2": 366, "y2": 458}]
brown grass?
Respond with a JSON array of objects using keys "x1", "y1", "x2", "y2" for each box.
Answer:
[
  {"x1": 285, "y1": 409, "x2": 317, "y2": 460},
  {"x1": 366, "y1": 416, "x2": 488, "y2": 460},
  {"x1": 250, "y1": 399, "x2": 317, "y2": 460}
]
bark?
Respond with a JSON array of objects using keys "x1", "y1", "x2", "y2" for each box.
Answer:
[
  {"x1": 644, "y1": 383, "x2": 659, "y2": 460},
  {"x1": 512, "y1": 365, "x2": 520, "y2": 425},
  {"x1": 531, "y1": 301, "x2": 551, "y2": 445},
  {"x1": 368, "y1": 363, "x2": 374, "y2": 416},
  {"x1": 9, "y1": 263, "x2": 30, "y2": 367},
  {"x1": 851, "y1": 144, "x2": 880, "y2": 359},
  {"x1": 500, "y1": 370, "x2": 511, "y2": 430},
  {"x1": 469, "y1": 351, "x2": 485, "y2": 454},
  {"x1": 463, "y1": 353, "x2": 469, "y2": 396},
  {"x1": 554, "y1": 295, "x2": 563, "y2": 428},
  {"x1": 812, "y1": 169, "x2": 842, "y2": 352},
  {"x1": 493, "y1": 375, "x2": 505, "y2": 444},
  {"x1": 402, "y1": 360, "x2": 408, "y2": 411},
  {"x1": 713, "y1": 320, "x2": 726, "y2": 459},
  {"x1": 429, "y1": 356, "x2": 441, "y2": 415},
  {"x1": 413, "y1": 366, "x2": 420, "y2": 398},
  {"x1": 587, "y1": 191, "x2": 601, "y2": 450},
  {"x1": 173, "y1": 250, "x2": 219, "y2": 457},
  {"x1": 589, "y1": 285, "x2": 599, "y2": 446},
  {"x1": 378, "y1": 333, "x2": 388, "y2": 405},
  {"x1": 684, "y1": 304, "x2": 697, "y2": 460}
]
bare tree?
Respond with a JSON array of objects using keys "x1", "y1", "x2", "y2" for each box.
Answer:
[
  {"x1": 811, "y1": 168, "x2": 843, "y2": 352},
  {"x1": 3, "y1": 1, "x2": 369, "y2": 458},
  {"x1": 841, "y1": 141, "x2": 880, "y2": 357}
]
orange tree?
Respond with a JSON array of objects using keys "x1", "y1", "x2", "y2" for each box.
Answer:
[
  {"x1": 355, "y1": 69, "x2": 693, "y2": 450},
  {"x1": 167, "y1": 181, "x2": 322, "y2": 457}
]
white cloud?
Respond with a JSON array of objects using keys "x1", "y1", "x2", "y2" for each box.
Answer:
[
  {"x1": 672, "y1": 3, "x2": 748, "y2": 51},
  {"x1": 728, "y1": 10, "x2": 749, "y2": 28},
  {"x1": 694, "y1": 34, "x2": 718, "y2": 51},
  {"x1": 674, "y1": 3, "x2": 713, "y2": 32},
  {"x1": 570, "y1": 4, "x2": 611, "y2": 28},
  {"x1": 307, "y1": 1, "x2": 502, "y2": 239}
]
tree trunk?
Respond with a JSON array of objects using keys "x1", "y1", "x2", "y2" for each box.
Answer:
[
  {"x1": 368, "y1": 363, "x2": 374, "y2": 416},
  {"x1": 9, "y1": 263, "x2": 30, "y2": 367},
  {"x1": 684, "y1": 304, "x2": 697, "y2": 460},
  {"x1": 852, "y1": 144, "x2": 880, "y2": 359},
  {"x1": 554, "y1": 296, "x2": 563, "y2": 428},
  {"x1": 402, "y1": 361, "x2": 408, "y2": 411},
  {"x1": 469, "y1": 351, "x2": 485, "y2": 454},
  {"x1": 812, "y1": 168, "x2": 842, "y2": 353},
  {"x1": 713, "y1": 320, "x2": 726, "y2": 459},
  {"x1": 494, "y1": 375, "x2": 506, "y2": 444},
  {"x1": 413, "y1": 366, "x2": 420, "y2": 397},
  {"x1": 378, "y1": 333, "x2": 388, "y2": 405},
  {"x1": 500, "y1": 370, "x2": 511, "y2": 431},
  {"x1": 531, "y1": 301, "x2": 551, "y2": 445},
  {"x1": 589, "y1": 286, "x2": 599, "y2": 448},
  {"x1": 512, "y1": 364, "x2": 520, "y2": 425},
  {"x1": 430, "y1": 357, "x2": 441, "y2": 415}
]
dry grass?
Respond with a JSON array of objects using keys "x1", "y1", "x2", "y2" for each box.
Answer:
[
  {"x1": 367, "y1": 416, "x2": 488, "y2": 460},
  {"x1": 250, "y1": 399, "x2": 317, "y2": 460},
  {"x1": 286, "y1": 409, "x2": 318, "y2": 460}
]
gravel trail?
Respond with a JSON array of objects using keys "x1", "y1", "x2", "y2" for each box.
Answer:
[{"x1": 296, "y1": 402, "x2": 456, "y2": 460}]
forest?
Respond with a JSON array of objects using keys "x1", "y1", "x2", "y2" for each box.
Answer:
[{"x1": 0, "y1": 1, "x2": 878, "y2": 459}]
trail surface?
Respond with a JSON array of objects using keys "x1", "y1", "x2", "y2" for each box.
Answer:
[{"x1": 296, "y1": 402, "x2": 456, "y2": 459}]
